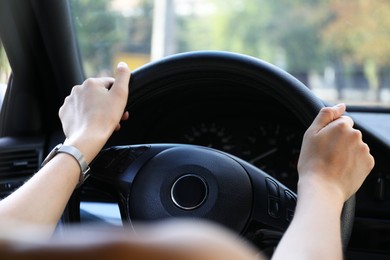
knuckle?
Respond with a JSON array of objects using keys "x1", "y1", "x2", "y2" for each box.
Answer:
[
  {"x1": 351, "y1": 129, "x2": 362, "y2": 139},
  {"x1": 58, "y1": 106, "x2": 63, "y2": 118},
  {"x1": 360, "y1": 142, "x2": 370, "y2": 153},
  {"x1": 363, "y1": 145, "x2": 375, "y2": 169},
  {"x1": 320, "y1": 107, "x2": 334, "y2": 117},
  {"x1": 62, "y1": 95, "x2": 71, "y2": 106},
  {"x1": 341, "y1": 115, "x2": 353, "y2": 123},
  {"x1": 71, "y1": 85, "x2": 81, "y2": 94},
  {"x1": 334, "y1": 119, "x2": 350, "y2": 130},
  {"x1": 83, "y1": 78, "x2": 97, "y2": 86},
  {"x1": 369, "y1": 154, "x2": 375, "y2": 168}
]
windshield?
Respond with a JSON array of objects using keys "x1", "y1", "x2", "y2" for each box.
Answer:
[
  {"x1": 0, "y1": 40, "x2": 11, "y2": 111},
  {"x1": 70, "y1": 0, "x2": 390, "y2": 107}
]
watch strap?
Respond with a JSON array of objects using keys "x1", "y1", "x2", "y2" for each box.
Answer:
[{"x1": 41, "y1": 143, "x2": 90, "y2": 187}]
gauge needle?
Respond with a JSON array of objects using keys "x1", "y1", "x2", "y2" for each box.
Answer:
[{"x1": 249, "y1": 147, "x2": 278, "y2": 164}]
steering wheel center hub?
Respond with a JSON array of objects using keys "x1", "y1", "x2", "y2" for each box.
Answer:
[{"x1": 171, "y1": 174, "x2": 208, "y2": 210}]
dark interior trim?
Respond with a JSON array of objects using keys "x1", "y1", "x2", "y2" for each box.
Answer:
[{"x1": 0, "y1": 0, "x2": 83, "y2": 137}]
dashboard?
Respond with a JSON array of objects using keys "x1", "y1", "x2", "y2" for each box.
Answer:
[
  {"x1": 146, "y1": 117, "x2": 303, "y2": 192},
  {"x1": 82, "y1": 98, "x2": 390, "y2": 257},
  {"x1": 107, "y1": 96, "x2": 306, "y2": 194},
  {"x1": 104, "y1": 91, "x2": 390, "y2": 216},
  {"x1": 81, "y1": 52, "x2": 390, "y2": 257}
]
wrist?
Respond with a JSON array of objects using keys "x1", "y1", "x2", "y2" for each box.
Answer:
[
  {"x1": 63, "y1": 132, "x2": 108, "y2": 164},
  {"x1": 42, "y1": 144, "x2": 91, "y2": 187},
  {"x1": 297, "y1": 174, "x2": 345, "y2": 210}
]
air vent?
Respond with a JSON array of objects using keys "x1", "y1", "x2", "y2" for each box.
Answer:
[{"x1": 0, "y1": 149, "x2": 41, "y2": 178}]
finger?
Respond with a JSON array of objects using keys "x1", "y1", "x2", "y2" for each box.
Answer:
[
  {"x1": 320, "y1": 116, "x2": 355, "y2": 138},
  {"x1": 110, "y1": 62, "x2": 131, "y2": 99},
  {"x1": 121, "y1": 111, "x2": 130, "y2": 121},
  {"x1": 82, "y1": 77, "x2": 115, "y2": 89},
  {"x1": 114, "y1": 112, "x2": 130, "y2": 132},
  {"x1": 102, "y1": 77, "x2": 115, "y2": 90},
  {"x1": 339, "y1": 115, "x2": 354, "y2": 128},
  {"x1": 309, "y1": 103, "x2": 346, "y2": 133}
]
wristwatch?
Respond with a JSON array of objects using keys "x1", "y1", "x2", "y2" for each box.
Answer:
[{"x1": 41, "y1": 143, "x2": 90, "y2": 187}]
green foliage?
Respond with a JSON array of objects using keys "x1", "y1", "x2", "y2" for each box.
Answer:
[
  {"x1": 70, "y1": 0, "x2": 154, "y2": 76},
  {"x1": 323, "y1": 0, "x2": 390, "y2": 67},
  {"x1": 266, "y1": 0, "x2": 331, "y2": 72},
  {"x1": 177, "y1": 0, "x2": 390, "y2": 80},
  {"x1": 177, "y1": 0, "x2": 275, "y2": 61},
  {"x1": 177, "y1": 0, "x2": 332, "y2": 73},
  {"x1": 70, "y1": 0, "x2": 124, "y2": 76},
  {"x1": 0, "y1": 41, "x2": 11, "y2": 84},
  {"x1": 124, "y1": 0, "x2": 153, "y2": 54},
  {"x1": 70, "y1": 0, "x2": 390, "y2": 90},
  {"x1": 322, "y1": 0, "x2": 390, "y2": 91}
]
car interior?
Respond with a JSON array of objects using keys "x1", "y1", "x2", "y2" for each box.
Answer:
[{"x1": 1, "y1": 0, "x2": 390, "y2": 259}]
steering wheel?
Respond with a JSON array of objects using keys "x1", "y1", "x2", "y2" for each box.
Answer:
[{"x1": 64, "y1": 51, "x2": 355, "y2": 254}]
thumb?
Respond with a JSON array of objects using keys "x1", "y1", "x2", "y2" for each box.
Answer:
[
  {"x1": 309, "y1": 103, "x2": 346, "y2": 133},
  {"x1": 110, "y1": 62, "x2": 131, "y2": 99}
]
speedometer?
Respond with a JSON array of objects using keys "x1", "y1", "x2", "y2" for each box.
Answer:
[
  {"x1": 239, "y1": 122, "x2": 302, "y2": 191},
  {"x1": 175, "y1": 120, "x2": 303, "y2": 192},
  {"x1": 182, "y1": 122, "x2": 237, "y2": 154},
  {"x1": 146, "y1": 113, "x2": 304, "y2": 192}
]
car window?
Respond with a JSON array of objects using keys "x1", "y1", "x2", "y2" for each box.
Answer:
[
  {"x1": 70, "y1": 0, "x2": 390, "y2": 107},
  {"x1": 0, "y1": 40, "x2": 11, "y2": 112}
]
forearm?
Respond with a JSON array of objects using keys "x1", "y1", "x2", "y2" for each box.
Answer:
[
  {"x1": 0, "y1": 64, "x2": 130, "y2": 238},
  {"x1": 0, "y1": 126, "x2": 112, "y2": 233},
  {"x1": 272, "y1": 178, "x2": 344, "y2": 260},
  {"x1": 0, "y1": 153, "x2": 81, "y2": 235},
  {"x1": 272, "y1": 104, "x2": 373, "y2": 259}
]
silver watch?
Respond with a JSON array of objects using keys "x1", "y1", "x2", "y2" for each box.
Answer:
[{"x1": 41, "y1": 143, "x2": 90, "y2": 186}]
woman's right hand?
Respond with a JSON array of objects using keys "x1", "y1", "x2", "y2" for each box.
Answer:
[
  {"x1": 58, "y1": 62, "x2": 131, "y2": 164},
  {"x1": 297, "y1": 103, "x2": 375, "y2": 202}
]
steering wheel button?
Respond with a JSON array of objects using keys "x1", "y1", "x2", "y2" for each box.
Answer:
[
  {"x1": 266, "y1": 178, "x2": 280, "y2": 198},
  {"x1": 286, "y1": 209, "x2": 294, "y2": 222},
  {"x1": 284, "y1": 190, "x2": 297, "y2": 207},
  {"x1": 268, "y1": 198, "x2": 280, "y2": 218}
]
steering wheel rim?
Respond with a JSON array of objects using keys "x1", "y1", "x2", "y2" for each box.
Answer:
[
  {"x1": 64, "y1": 50, "x2": 354, "y2": 252},
  {"x1": 127, "y1": 50, "x2": 322, "y2": 125}
]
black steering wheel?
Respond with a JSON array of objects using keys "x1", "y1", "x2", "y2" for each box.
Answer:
[{"x1": 64, "y1": 51, "x2": 355, "y2": 255}]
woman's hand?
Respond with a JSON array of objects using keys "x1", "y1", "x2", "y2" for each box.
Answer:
[
  {"x1": 272, "y1": 104, "x2": 374, "y2": 260},
  {"x1": 297, "y1": 103, "x2": 374, "y2": 202},
  {"x1": 59, "y1": 62, "x2": 131, "y2": 163}
]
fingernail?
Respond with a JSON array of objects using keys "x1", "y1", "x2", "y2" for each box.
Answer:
[{"x1": 117, "y1": 62, "x2": 128, "y2": 68}]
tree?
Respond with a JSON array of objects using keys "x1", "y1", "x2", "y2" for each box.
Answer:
[
  {"x1": 0, "y1": 41, "x2": 11, "y2": 84},
  {"x1": 70, "y1": 0, "x2": 125, "y2": 76},
  {"x1": 322, "y1": 0, "x2": 390, "y2": 99},
  {"x1": 176, "y1": 0, "x2": 332, "y2": 85},
  {"x1": 266, "y1": 0, "x2": 331, "y2": 71}
]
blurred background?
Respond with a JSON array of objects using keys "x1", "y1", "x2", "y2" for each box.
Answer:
[{"x1": 2, "y1": 0, "x2": 390, "y2": 107}]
